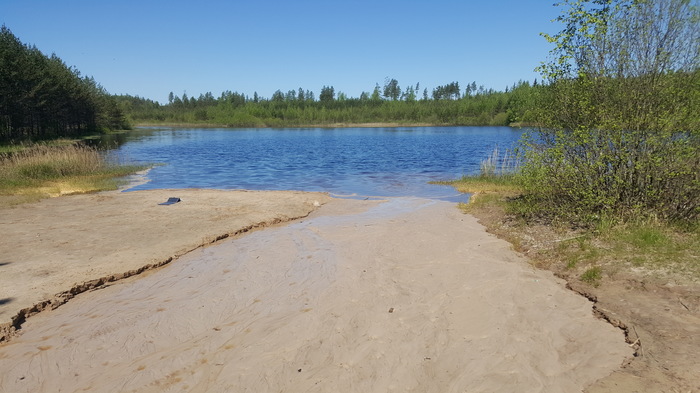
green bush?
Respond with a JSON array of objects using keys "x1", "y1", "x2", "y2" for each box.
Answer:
[
  {"x1": 517, "y1": 0, "x2": 700, "y2": 228},
  {"x1": 517, "y1": 127, "x2": 699, "y2": 226}
]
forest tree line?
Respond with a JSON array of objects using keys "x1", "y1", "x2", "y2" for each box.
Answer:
[
  {"x1": 114, "y1": 78, "x2": 539, "y2": 128},
  {"x1": 1, "y1": 15, "x2": 540, "y2": 138},
  {"x1": 0, "y1": 25, "x2": 129, "y2": 142}
]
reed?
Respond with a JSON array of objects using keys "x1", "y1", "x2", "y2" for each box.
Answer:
[
  {"x1": 0, "y1": 144, "x2": 146, "y2": 204},
  {"x1": 436, "y1": 146, "x2": 522, "y2": 211},
  {"x1": 479, "y1": 145, "x2": 519, "y2": 178}
]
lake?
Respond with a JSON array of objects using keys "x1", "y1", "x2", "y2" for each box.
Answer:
[{"x1": 99, "y1": 126, "x2": 524, "y2": 201}]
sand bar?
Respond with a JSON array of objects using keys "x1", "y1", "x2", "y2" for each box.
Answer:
[
  {"x1": 0, "y1": 189, "x2": 331, "y2": 335},
  {"x1": 0, "y1": 196, "x2": 631, "y2": 392}
]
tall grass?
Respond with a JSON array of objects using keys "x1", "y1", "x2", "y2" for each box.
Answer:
[
  {"x1": 441, "y1": 146, "x2": 522, "y2": 210},
  {"x1": 479, "y1": 145, "x2": 520, "y2": 178},
  {"x1": 2, "y1": 145, "x2": 104, "y2": 179},
  {"x1": 0, "y1": 144, "x2": 146, "y2": 204},
  {"x1": 440, "y1": 146, "x2": 521, "y2": 193}
]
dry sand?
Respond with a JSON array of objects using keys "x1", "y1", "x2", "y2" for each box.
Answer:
[{"x1": 0, "y1": 194, "x2": 631, "y2": 392}]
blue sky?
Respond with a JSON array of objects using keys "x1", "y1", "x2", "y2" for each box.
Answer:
[{"x1": 2, "y1": 0, "x2": 563, "y2": 103}]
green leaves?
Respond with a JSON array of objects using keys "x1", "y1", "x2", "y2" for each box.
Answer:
[
  {"x1": 521, "y1": 0, "x2": 700, "y2": 225},
  {"x1": 319, "y1": 86, "x2": 335, "y2": 103},
  {"x1": 541, "y1": 0, "x2": 700, "y2": 82},
  {"x1": 382, "y1": 78, "x2": 401, "y2": 101},
  {"x1": 518, "y1": 126, "x2": 700, "y2": 226},
  {"x1": 117, "y1": 82, "x2": 525, "y2": 127}
]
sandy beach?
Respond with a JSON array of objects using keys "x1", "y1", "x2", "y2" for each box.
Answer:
[
  {"x1": 0, "y1": 191, "x2": 630, "y2": 392},
  {"x1": 0, "y1": 189, "x2": 331, "y2": 336}
]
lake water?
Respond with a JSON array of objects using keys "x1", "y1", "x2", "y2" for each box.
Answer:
[{"x1": 100, "y1": 126, "x2": 524, "y2": 202}]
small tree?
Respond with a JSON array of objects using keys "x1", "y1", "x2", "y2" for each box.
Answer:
[
  {"x1": 319, "y1": 85, "x2": 335, "y2": 103},
  {"x1": 285, "y1": 89, "x2": 297, "y2": 102},
  {"x1": 271, "y1": 90, "x2": 284, "y2": 102},
  {"x1": 383, "y1": 78, "x2": 401, "y2": 100},
  {"x1": 371, "y1": 84, "x2": 382, "y2": 101}
]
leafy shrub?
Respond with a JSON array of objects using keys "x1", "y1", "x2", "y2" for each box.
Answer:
[{"x1": 517, "y1": 126, "x2": 699, "y2": 226}]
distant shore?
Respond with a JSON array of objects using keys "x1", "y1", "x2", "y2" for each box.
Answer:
[{"x1": 132, "y1": 122, "x2": 529, "y2": 129}]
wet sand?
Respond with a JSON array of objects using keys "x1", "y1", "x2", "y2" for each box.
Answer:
[
  {"x1": 0, "y1": 189, "x2": 331, "y2": 335},
  {"x1": 0, "y1": 197, "x2": 630, "y2": 392}
]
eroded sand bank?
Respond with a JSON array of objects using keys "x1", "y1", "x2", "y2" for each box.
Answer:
[{"x1": 0, "y1": 197, "x2": 630, "y2": 392}]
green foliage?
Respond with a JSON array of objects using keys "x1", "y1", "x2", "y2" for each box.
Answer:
[
  {"x1": 319, "y1": 86, "x2": 335, "y2": 103},
  {"x1": 0, "y1": 25, "x2": 129, "y2": 142},
  {"x1": 517, "y1": 0, "x2": 700, "y2": 227},
  {"x1": 432, "y1": 82, "x2": 461, "y2": 100},
  {"x1": 506, "y1": 81, "x2": 539, "y2": 125},
  {"x1": 117, "y1": 84, "x2": 526, "y2": 128},
  {"x1": 0, "y1": 144, "x2": 146, "y2": 199},
  {"x1": 539, "y1": 0, "x2": 699, "y2": 81},
  {"x1": 580, "y1": 266, "x2": 603, "y2": 286},
  {"x1": 383, "y1": 78, "x2": 401, "y2": 101},
  {"x1": 517, "y1": 125, "x2": 700, "y2": 225}
]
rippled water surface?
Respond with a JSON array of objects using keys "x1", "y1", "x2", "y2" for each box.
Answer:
[{"x1": 103, "y1": 127, "x2": 524, "y2": 200}]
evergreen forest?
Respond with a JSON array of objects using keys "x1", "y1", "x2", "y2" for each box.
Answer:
[{"x1": 0, "y1": 26, "x2": 129, "y2": 142}]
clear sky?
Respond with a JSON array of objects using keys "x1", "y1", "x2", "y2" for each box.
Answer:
[{"x1": 1, "y1": 0, "x2": 563, "y2": 103}]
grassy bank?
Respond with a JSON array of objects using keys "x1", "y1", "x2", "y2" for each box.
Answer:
[
  {"x1": 0, "y1": 144, "x2": 147, "y2": 206},
  {"x1": 448, "y1": 175, "x2": 700, "y2": 286}
]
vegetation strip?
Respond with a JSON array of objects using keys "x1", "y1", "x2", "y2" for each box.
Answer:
[{"x1": 0, "y1": 143, "x2": 147, "y2": 206}]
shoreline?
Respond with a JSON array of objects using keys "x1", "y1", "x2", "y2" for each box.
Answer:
[
  {"x1": 132, "y1": 122, "x2": 526, "y2": 129},
  {"x1": 0, "y1": 195, "x2": 630, "y2": 392},
  {"x1": 0, "y1": 189, "x2": 332, "y2": 341}
]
